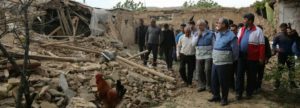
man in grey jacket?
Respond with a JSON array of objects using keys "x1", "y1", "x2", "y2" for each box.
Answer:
[
  {"x1": 144, "y1": 19, "x2": 161, "y2": 67},
  {"x1": 193, "y1": 19, "x2": 214, "y2": 92}
]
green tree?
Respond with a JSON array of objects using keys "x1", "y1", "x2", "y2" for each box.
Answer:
[
  {"x1": 183, "y1": 0, "x2": 221, "y2": 8},
  {"x1": 113, "y1": 0, "x2": 145, "y2": 11}
]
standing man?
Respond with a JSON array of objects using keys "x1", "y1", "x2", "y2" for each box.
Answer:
[
  {"x1": 144, "y1": 19, "x2": 161, "y2": 67},
  {"x1": 236, "y1": 13, "x2": 265, "y2": 100},
  {"x1": 230, "y1": 24, "x2": 238, "y2": 36},
  {"x1": 160, "y1": 24, "x2": 176, "y2": 70},
  {"x1": 209, "y1": 18, "x2": 238, "y2": 106},
  {"x1": 229, "y1": 23, "x2": 238, "y2": 90},
  {"x1": 175, "y1": 24, "x2": 186, "y2": 44},
  {"x1": 135, "y1": 19, "x2": 148, "y2": 59},
  {"x1": 177, "y1": 27, "x2": 196, "y2": 86},
  {"x1": 256, "y1": 25, "x2": 272, "y2": 92},
  {"x1": 272, "y1": 23, "x2": 298, "y2": 89},
  {"x1": 174, "y1": 23, "x2": 187, "y2": 61},
  {"x1": 193, "y1": 19, "x2": 214, "y2": 92}
]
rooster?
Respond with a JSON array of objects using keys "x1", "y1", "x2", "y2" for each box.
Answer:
[{"x1": 95, "y1": 73, "x2": 127, "y2": 108}]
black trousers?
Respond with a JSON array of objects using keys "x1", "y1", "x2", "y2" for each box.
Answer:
[
  {"x1": 162, "y1": 46, "x2": 173, "y2": 69},
  {"x1": 144, "y1": 44, "x2": 158, "y2": 66},
  {"x1": 211, "y1": 64, "x2": 232, "y2": 100},
  {"x1": 138, "y1": 44, "x2": 145, "y2": 59},
  {"x1": 230, "y1": 61, "x2": 238, "y2": 89},
  {"x1": 179, "y1": 54, "x2": 196, "y2": 85},
  {"x1": 236, "y1": 56, "x2": 259, "y2": 96},
  {"x1": 257, "y1": 63, "x2": 265, "y2": 89}
]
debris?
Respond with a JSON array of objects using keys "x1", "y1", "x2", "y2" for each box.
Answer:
[
  {"x1": 10, "y1": 52, "x2": 92, "y2": 62},
  {"x1": 48, "y1": 89, "x2": 64, "y2": 97},
  {"x1": 0, "y1": 84, "x2": 9, "y2": 99},
  {"x1": 4, "y1": 69, "x2": 9, "y2": 78},
  {"x1": 128, "y1": 72, "x2": 157, "y2": 83},
  {"x1": 59, "y1": 73, "x2": 76, "y2": 99},
  {"x1": 39, "y1": 86, "x2": 50, "y2": 97},
  {"x1": 40, "y1": 101, "x2": 58, "y2": 108},
  {"x1": 116, "y1": 56, "x2": 175, "y2": 82},
  {"x1": 127, "y1": 50, "x2": 149, "y2": 60},
  {"x1": 6, "y1": 59, "x2": 41, "y2": 71},
  {"x1": 66, "y1": 97, "x2": 97, "y2": 108}
]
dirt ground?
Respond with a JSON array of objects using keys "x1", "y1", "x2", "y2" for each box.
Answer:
[
  {"x1": 135, "y1": 48, "x2": 299, "y2": 108},
  {"x1": 154, "y1": 87, "x2": 279, "y2": 108}
]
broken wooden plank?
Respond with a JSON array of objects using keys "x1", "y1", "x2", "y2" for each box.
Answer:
[
  {"x1": 116, "y1": 56, "x2": 175, "y2": 82},
  {"x1": 6, "y1": 59, "x2": 41, "y2": 71},
  {"x1": 9, "y1": 52, "x2": 92, "y2": 62},
  {"x1": 128, "y1": 50, "x2": 149, "y2": 60},
  {"x1": 40, "y1": 39, "x2": 87, "y2": 47},
  {"x1": 44, "y1": 51, "x2": 58, "y2": 57},
  {"x1": 48, "y1": 26, "x2": 62, "y2": 36}
]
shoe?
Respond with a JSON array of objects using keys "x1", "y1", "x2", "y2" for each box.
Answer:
[
  {"x1": 274, "y1": 80, "x2": 280, "y2": 89},
  {"x1": 290, "y1": 81, "x2": 299, "y2": 89},
  {"x1": 245, "y1": 95, "x2": 252, "y2": 100},
  {"x1": 255, "y1": 88, "x2": 262, "y2": 94},
  {"x1": 236, "y1": 95, "x2": 242, "y2": 101},
  {"x1": 197, "y1": 88, "x2": 206, "y2": 92},
  {"x1": 208, "y1": 97, "x2": 221, "y2": 102},
  {"x1": 221, "y1": 100, "x2": 228, "y2": 106}
]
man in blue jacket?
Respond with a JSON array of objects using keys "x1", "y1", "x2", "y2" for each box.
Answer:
[
  {"x1": 193, "y1": 19, "x2": 214, "y2": 92},
  {"x1": 209, "y1": 18, "x2": 238, "y2": 106}
]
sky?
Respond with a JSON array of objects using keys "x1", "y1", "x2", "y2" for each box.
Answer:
[{"x1": 74, "y1": 0, "x2": 261, "y2": 9}]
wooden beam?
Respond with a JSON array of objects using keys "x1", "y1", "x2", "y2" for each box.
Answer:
[
  {"x1": 40, "y1": 39, "x2": 87, "y2": 47},
  {"x1": 116, "y1": 56, "x2": 175, "y2": 81},
  {"x1": 128, "y1": 50, "x2": 149, "y2": 60},
  {"x1": 48, "y1": 26, "x2": 62, "y2": 36}
]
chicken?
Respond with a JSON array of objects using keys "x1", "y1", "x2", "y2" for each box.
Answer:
[{"x1": 95, "y1": 73, "x2": 127, "y2": 108}]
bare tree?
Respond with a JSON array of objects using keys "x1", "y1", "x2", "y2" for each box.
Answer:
[{"x1": 0, "y1": 0, "x2": 36, "y2": 107}]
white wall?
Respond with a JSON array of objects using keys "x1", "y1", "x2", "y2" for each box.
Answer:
[{"x1": 279, "y1": 0, "x2": 300, "y2": 33}]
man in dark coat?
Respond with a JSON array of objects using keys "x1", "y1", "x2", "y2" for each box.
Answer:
[
  {"x1": 135, "y1": 19, "x2": 148, "y2": 59},
  {"x1": 160, "y1": 24, "x2": 176, "y2": 70}
]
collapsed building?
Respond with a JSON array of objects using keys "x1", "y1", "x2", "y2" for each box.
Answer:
[{"x1": 0, "y1": 0, "x2": 298, "y2": 108}]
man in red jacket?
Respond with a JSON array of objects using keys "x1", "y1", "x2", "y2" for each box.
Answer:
[{"x1": 236, "y1": 13, "x2": 265, "y2": 100}]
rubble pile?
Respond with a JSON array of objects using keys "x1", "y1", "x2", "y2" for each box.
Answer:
[
  {"x1": 0, "y1": 0, "x2": 179, "y2": 108},
  {"x1": 0, "y1": 31, "x2": 178, "y2": 108}
]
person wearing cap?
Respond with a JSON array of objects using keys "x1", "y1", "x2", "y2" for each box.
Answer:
[
  {"x1": 236, "y1": 13, "x2": 265, "y2": 100},
  {"x1": 192, "y1": 19, "x2": 214, "y2": 92},
  {"x1": 144, "y1": 19, "x2": 161, "y2": 67},
  {"x1": 208, "y1": 18, "x2": 238, "y2": 106},
  {"x1": 272, "y1": 23, "x2": 299, "y2": 89},
  {"x1": 177, "y1": 27, "x2": 196, "y2": 87},
  {"x1": 160, "y1": 24, "x2": 176, "y2": 70},
  {"x1": 135, "y1": 19, "x2": 148, "y2": 60}
]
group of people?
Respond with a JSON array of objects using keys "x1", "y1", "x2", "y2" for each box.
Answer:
[{"x1": 135, "y1": 13, "x2": 300, "y2": 106}]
